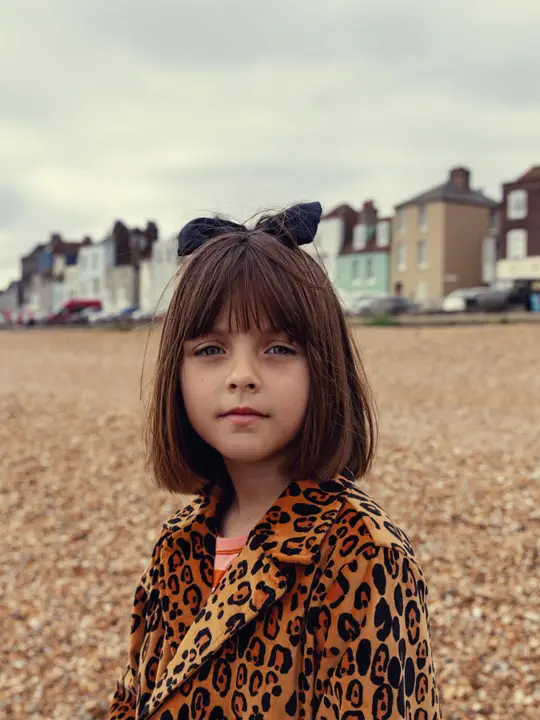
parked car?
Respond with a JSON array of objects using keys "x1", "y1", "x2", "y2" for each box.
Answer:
[
  {"x1": 345, "y1": 295, "x2": 385, "y2": 316},
  {"x1": 441, "y1": 287, "x2": 488, "y2": 313},
  {"x1": 474, "y1": 279, "x2": 537, "y2": 312},
  {"x1": 131, "y1": 308, "x2": 157, "y2": 323},
  {"x1": 357, "y1": 296, "x2": 420, "y2": 317},
  {"x1": 47, "y1": 299, "x2": 102, "y2": 325}
]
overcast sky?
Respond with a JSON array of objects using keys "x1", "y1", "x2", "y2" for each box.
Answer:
[{"x1": 1, "y1": 0, "x2": 539, "y2": 287}]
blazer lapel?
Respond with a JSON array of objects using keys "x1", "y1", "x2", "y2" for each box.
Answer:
[{"x1": 143, "y1": 475, "x2": 350, "y2": 719}]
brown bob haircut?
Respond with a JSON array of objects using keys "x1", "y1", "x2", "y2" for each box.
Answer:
[{"x1": 147, "y1": 216, "x2": 377, "y2": 496}]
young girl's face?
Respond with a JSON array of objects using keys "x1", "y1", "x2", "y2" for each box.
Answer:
[{"x1": 181, "y1": 310, "x2": 310, "y2": 472}]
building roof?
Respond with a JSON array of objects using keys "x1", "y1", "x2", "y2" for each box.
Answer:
[
  {"x1": 395, "y1": 168, "x2": 498, "y2": 210},
  {"x1": 512, "y1": 165, "x2": 540, "y2": 185},
  {"x1": 322, "y1": 203, "x2": 358, "y2": 222}
]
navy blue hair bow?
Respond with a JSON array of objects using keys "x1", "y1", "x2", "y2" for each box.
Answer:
[{"x1": 177, "y1": 201, "x2": 322, "y2": 257}]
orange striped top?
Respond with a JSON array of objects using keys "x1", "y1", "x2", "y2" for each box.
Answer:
[{"x1": 212, "y1": 534, "x2": 249, "y2": 591}]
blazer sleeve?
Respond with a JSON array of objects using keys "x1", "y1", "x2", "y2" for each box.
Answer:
[
  {"x1": 317, "y1": 546, "x2": 443, "y2": 719},
  {"x1": 107, "y1": 574, "x2": 150, "y2": 720}
]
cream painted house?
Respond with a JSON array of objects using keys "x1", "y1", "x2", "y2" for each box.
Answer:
[
  {"x1": 303, "y1": 215, "x2": 345, "y2": 286},
  {"x1": 139, "y1": 236, "x2": 180, "y2": 315},
  {"x1": 78, "y1": 239, "x2": 114, "y2": 302},
  {"x1": 391, "y1": 167, "x2": 498, "y2": 302}
]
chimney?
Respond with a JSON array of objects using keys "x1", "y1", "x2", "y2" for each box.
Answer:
[
  {"x1": 449, "y1": 167, "x2": 470, "y2": 191},
  {"x1": 361, "y1": 199, "x2": 378, "y2": 226}
]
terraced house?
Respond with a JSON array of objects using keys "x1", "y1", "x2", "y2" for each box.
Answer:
[
  {"x1": 337, "y1": 199, "x2": 392, "y2": 297},
  {"x1": 496, "y1": 165, "x2": 540, "y2": 282},
  {"x1": 391, "y1": 166, "x2": 498, "y2": 302}
]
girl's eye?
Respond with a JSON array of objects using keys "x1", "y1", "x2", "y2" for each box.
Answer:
[
  {"x1": 195, "y1": 345, "x2": 224, "y2": 357},
  {"x1": 266, "y1": 345, "x2": 296, "y2": 356}
]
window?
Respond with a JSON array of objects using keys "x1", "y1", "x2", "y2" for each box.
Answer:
[
  {"x1": 506, "y1": 230, "x2": 527, "y2": 260},
  {"x1": 92, "y1": 252, "x2": 99, "y2": 270},
  {"x1": 507, "y1": 190, "x2": 527, "y2": 220},
  {"x1": 397, "y1": 244, "x2": 406, "y2": 271},
  {"x1": 377, "y1": 221, "x2": 390, "y2": 248},
  {"x1": 417, "y1": 240, "x2": 427, "y2": 269},
  {"x1": 490, "y1": 211, "x2": 499, "y2": 231},
  {"x1": 352, "y1": 224, "x2": 366, "y2": 250},
  {"x1": 418, "y1": 206, "x2": 428, "y2": 231},
  {"x1": 92, "y1": 278, "x2": 100, "y2": 296},
  {"x1": 366, "y1": 257, "x2": 375, "y2": 283},
  {"x1": 80, "y1": 255, "x2": 86, "y2": 270}
]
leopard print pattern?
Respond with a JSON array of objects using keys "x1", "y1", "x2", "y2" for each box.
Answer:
[{"x1": 108, "y1": 475, "x2": 443, "y2": 719}]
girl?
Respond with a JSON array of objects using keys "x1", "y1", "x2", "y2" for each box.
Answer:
[{"x1": 108, "y1": 203, "x2": 443, "y2": 720}]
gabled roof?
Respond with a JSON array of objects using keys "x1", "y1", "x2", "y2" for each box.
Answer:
[
  {"x1": 512, "y1": 165, "x2": 540, "y2": 184},
  {"x1": 322, "y1": 203, "x2": 358, "y2": 222},
  {"x1": 396, "y1": 170, "x2": 498, "y2": 210}
]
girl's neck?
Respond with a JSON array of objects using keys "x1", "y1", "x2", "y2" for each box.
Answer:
[{"x1": 218, "y1": 459, "x2": 292, "y2": 538}]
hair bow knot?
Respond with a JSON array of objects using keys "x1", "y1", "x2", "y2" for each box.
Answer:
[{"x1": 177, "y1": 202, "x2": 322, "y2": 257}]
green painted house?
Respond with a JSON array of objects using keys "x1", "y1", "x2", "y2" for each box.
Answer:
[{"x1": 334, "y1": 201, "x2": 392, "y2": 297}]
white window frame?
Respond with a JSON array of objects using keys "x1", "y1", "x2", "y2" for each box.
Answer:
[
  {"x1": 417, "y1": 239, "x2": 428, "y2": 270},
  {"x1": 506, "y1": 229, "x2": 527, "y2": 260},
  {"x1": 92, "y1": 277, "x2": 100, "y2": 296},
  {"x1": 376, "y1": 221, "x2": 390, "y2": 248},
  {"x1": 397, "y1": 244, "x2": 406, "y2": 271},
  {"x1": 507, "y1": 190, "x2": 527, "y2": 220},
  {"x1": 418, "y1": 206, "x2": 428, "y2": 232}
]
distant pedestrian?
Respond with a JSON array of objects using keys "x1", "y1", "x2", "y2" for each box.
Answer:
[{"x1": 108, "y1": 203, "x2": 443, "y2": 719}]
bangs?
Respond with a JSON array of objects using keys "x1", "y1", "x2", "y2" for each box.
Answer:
[{"x1": 176, "y1": 233, "x2": 325, "y2": 345}]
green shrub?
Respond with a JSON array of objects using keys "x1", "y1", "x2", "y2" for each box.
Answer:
[{"x1": 365, "y1": 313, "x2": 401, "y2": 327}]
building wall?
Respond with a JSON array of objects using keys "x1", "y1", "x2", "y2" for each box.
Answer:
[
  {"x1": 305, "y1": 217, "x2": 344, "y2": 285},
  {"x1": 105, "y1": 265, "x2": 136, "y2": 310},
  {"x1": 391, "y1": 202, "x2": 446, "y2": 300},
  {"x1": 443, "y1": 204, "x2": 492, "y2": 295},
  {"x1": 139, "y1": 259, "x2": 153, "y2": 314},
  {"x1": 28, "y1": 274, "x2": 54, "y2": 315},
  {"x1": 1, "y1": 283, "x2": 19, "y2": 317},
  {"x1": 51, "y1": 281, "x2": 68, "y2": 311},
  {"x1": 497, "y1": 256, "x2": 540, "y2": 280},
  {"x1": 64, "y1": 265, "x2": 79, "y2": 300},
  {"x1": 499, "y1": 177, "x2": 540, "y2": 259},
  {"x1": 335, "y1": 252, "x2": 390, "y2": 295},
  {"x1": 78, "y1": 241, "x2": 113, "y2": 301},
  {"x1": 138, "y1": 239, "x2": 180, "y2": 314}
]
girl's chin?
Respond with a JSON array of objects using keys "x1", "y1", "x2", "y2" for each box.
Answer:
[{"x1": 218, "y1": 444, "x2": 285, "y2": 466}]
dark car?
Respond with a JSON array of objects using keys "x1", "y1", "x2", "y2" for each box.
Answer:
[
  {"x1": 475, "y1": 279, "x2": 537, "y2": 312},
  {"x1": 357, "y1": 296, "x2": 420, "y2": 317}
]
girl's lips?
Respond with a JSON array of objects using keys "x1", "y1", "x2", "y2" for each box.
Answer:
[
  {"x1": 221, "y1": 407, "x2": 266, "y2": 417},
  {"x1": 223, "y1": 413, "x2": 265, "y2": 425},
  {"x1": 219, "y1": 408, "x2": 268, "y2": 425}
]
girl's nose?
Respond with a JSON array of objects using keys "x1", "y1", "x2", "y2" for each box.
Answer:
[{"x1": 227, "y1": 356, "x2": 260, "y2": 392}]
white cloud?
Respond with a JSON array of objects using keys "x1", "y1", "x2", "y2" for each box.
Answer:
[{"x1": 1, "y1": 0, "x2": 539, "y2": 287}]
